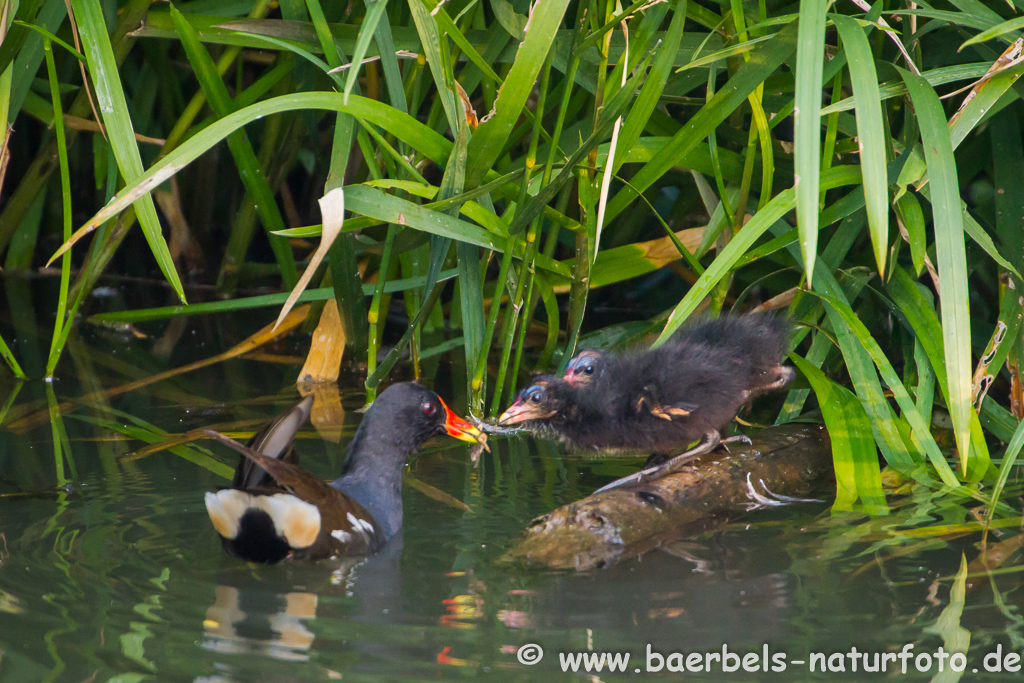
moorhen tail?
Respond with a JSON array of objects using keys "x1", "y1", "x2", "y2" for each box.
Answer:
[
  {"x1": 231, "y1": 394, "x2": 312, "y2": 491},
  {"x1": 205, "y1": 383, "x2": 486, "y2": 563},
  {"x1": 680, "y1": 313, "x2": 795, "y2": 399}
]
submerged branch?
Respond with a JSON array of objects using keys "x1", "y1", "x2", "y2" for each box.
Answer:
[{"x1": 502, "y1": 423, "x2": 832, "y2": 571}]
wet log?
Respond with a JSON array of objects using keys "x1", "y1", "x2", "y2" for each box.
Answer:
[{"x1": 503, "y1": 423, "x2": 832, "y2": 571}]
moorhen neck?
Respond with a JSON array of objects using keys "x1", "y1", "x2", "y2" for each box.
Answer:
[{"x1": 205, "y1": 383, "x2": 486, "y2": 563}]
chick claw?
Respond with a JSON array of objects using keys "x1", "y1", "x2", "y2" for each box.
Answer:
[{"x1": 719, "y1": 434, "x2": 752, "y2": 453}]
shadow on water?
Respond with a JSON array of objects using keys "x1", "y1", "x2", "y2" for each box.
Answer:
[{"x1": 1, "y1": 278, "x2": 1024, "y2": 681}]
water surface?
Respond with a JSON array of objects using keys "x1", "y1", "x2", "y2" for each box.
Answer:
[{"x1": 0, "y1": 302, "x2": 1021, "y2": 682}]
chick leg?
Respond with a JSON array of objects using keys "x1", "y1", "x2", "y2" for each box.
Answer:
[
  {"x1": 594, "y1": 431, "x2": 723, "y2": 494},
  {"x1": 719, "y1": 434, "x2": 753, "y2": 452}
]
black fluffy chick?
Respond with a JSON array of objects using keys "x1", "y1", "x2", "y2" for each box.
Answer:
[
  {"x1": 566, "y1": 313, "x2": 793, "y2": 417},
  {"x1": 505, "y1": 313, "x2": 794, "y2": 491}
]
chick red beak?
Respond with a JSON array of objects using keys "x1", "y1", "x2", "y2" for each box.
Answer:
[
  {"x1": 439, "y1": 398, "x2": 488, "y2": 450},
  {"x1": 498, "y1": 398, "x2": 554, "y2": 425},
  {"x1": 563, "y1": 367, "x2": 581, "y2": 384}
]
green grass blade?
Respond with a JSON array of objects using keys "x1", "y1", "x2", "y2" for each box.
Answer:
[
  {"x1": 0, "y1": 333, "x2": 26, "y2": 379},
  {"x1": 985, "y1": 418, "x2": 1024, "y2": 526},
  {"x1": 899, "y1": 66, "x2": 973, "y2": 476},
  {"x1": 886, "y1": 266, "x2": 991, "y2": 481},
  {"x1": 43, "y1": 39, "x2": 72, "y2": 377},
  {"x1": 655, "y1": 165, "x2": 862, "y2": 344},
  {"x1": 793, "y1": 0, "x2": 827, "y2": 287},
  {"x1": 72, "y1": 414, "x2": 234, "y2": 479},
  {"x1": 171, "y1": 4, "x2": 298, "y2": 288},
  {"x1": 948, "y1": 55, "x2": 1024, "y2": 151},
  {"x1": 821, "y1": 62, "x2": 1004, "y2": 116},
  {"x1": 833, "y1": 14, "x2": 888, "y2": 276},
  {"x1": 465, "y1": 0, "x2": 571, "y2": 185},
  {"x1": 604, "y1": 19, "x2": 798, "y2": 224},
  {"x1": 57, "y1": 92, "x2": 454, "y2": 250},
  {"x1": 373, "y1": 13, "x2": 408, "y2": 112},
  {"x1": 814, "y1": 290, "x2": 961, "y2": 487},
  {"x1": 343, "y1": 0, "x2": 390, "y2": 101},
  {"x1": 814, "y1": 270, "x2": 929, "y2": 483},
  {"x1": 74, "y1": 0, "x2": 186, "y2": 302},
  {"x1": 791, "y1": 354, "x2": 888, "y2": 514},
  {"x1": 87, "y1": 273, "x2": 460, "y2": 324},
  {"x1": 959, "y1": 16, "x2": 1024, "y2": 48},
  {"x1": 344, "y1": 184, "x2": 570, "y2": 278},
  {"x1": 408, "y1": 0, "x2": 460, "y2": 131},
  {"x1": 616, "y1": 0, "x2": 686, "y2": 171}
]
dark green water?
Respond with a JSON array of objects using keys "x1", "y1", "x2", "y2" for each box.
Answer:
[{"x1": 1, "y1": 317, "x2": 1023, "y2": 681}]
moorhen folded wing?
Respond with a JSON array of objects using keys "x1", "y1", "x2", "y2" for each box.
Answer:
[{"x1": 205, "y1": 383, "x2": 486, "y2": 563}]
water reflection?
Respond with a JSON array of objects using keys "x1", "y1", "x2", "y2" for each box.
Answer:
[
  {"x1": 2, "y1": 292, "x2": 1024, "y2": 681},
  {"x1": 203, "y1": 586, "x2": 318, "y2": 660}
]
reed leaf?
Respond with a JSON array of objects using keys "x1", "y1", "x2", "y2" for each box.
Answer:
[
  {"x1": 72, "y1": 0, "x2": 186, "y2": 302},
  {"x1": 899, "y1": 67, "x2": 973, "y2": 477}
]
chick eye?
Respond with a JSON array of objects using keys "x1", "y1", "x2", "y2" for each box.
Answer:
[
  {"x1": 529, "y1": 391, "x2": 543, "y2": 404},
  {"x1": 422, "y1": 402, "x2": 438, "y2": 417},
  {"x1": 583, "y1": 365, "x2": 595, "y2": 375}
]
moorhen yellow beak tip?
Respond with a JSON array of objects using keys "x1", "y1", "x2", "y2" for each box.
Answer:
[{"x1": 439, "y1": 398, "x2": 489, "y2": 450}]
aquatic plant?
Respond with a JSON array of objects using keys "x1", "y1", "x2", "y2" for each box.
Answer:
[{"x1": 3, "y1": 0, "x2": 1024, "y2": 513}]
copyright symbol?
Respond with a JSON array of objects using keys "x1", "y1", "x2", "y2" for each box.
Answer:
[{"x1": 517, "y1": 643, "x2": 544, "y2": 665}]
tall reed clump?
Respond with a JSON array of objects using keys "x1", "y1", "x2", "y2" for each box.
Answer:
[{"x1": 4, "y1": 0, "x2": 1024, "y2": 514}]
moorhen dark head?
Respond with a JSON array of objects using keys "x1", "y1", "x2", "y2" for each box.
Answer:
[
  {"x1": 497, "y1": 376, "x2": 569, "y2": 422},
  {"x1": 205, "y1": 383, "x2": 486, "y2": 563}
]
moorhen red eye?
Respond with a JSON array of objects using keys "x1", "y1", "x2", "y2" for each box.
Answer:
[
  {"x1": 503, "y1": 313, "x2": 794, "y2": 491},
  {"x1": 205, "y1": 383, "x2": 487, "y2": 563}
]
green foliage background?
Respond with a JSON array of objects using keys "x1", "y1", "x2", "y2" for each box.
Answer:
[{"x1": 4, "y1": 0, "x2": 1024, "y2": 514}]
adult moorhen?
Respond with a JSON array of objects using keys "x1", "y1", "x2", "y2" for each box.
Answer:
[
  {"x1": 205, "y1": 383, "x2": 486, "y2": 563},
  {"x1": 501, "y1": 314, "x2": 793, "y2": 491}
]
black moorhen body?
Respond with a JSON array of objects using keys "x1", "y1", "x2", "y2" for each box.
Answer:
[
  {"x1": 502, "y1": 314, "x2": 793, "y2": 490},
  {"x1": 205, "y1": 383, "x2": 486, "y2": 563}
]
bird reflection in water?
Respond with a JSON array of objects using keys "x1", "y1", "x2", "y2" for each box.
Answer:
[{"x1": 201, "y1": 585, "x2": 319, "y2": 662}]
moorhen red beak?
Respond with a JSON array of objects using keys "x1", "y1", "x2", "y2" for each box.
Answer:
[
  {"x1": 439, "y1": 397, "x2": 488, "y2": 447},
  {"x1": 204, "y1": 383, "x2": 487, "y2": 563}
]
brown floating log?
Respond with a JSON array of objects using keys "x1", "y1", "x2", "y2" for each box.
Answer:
[{"x1": 502, "y1": 423, "x2": 832, "y2": 571}]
